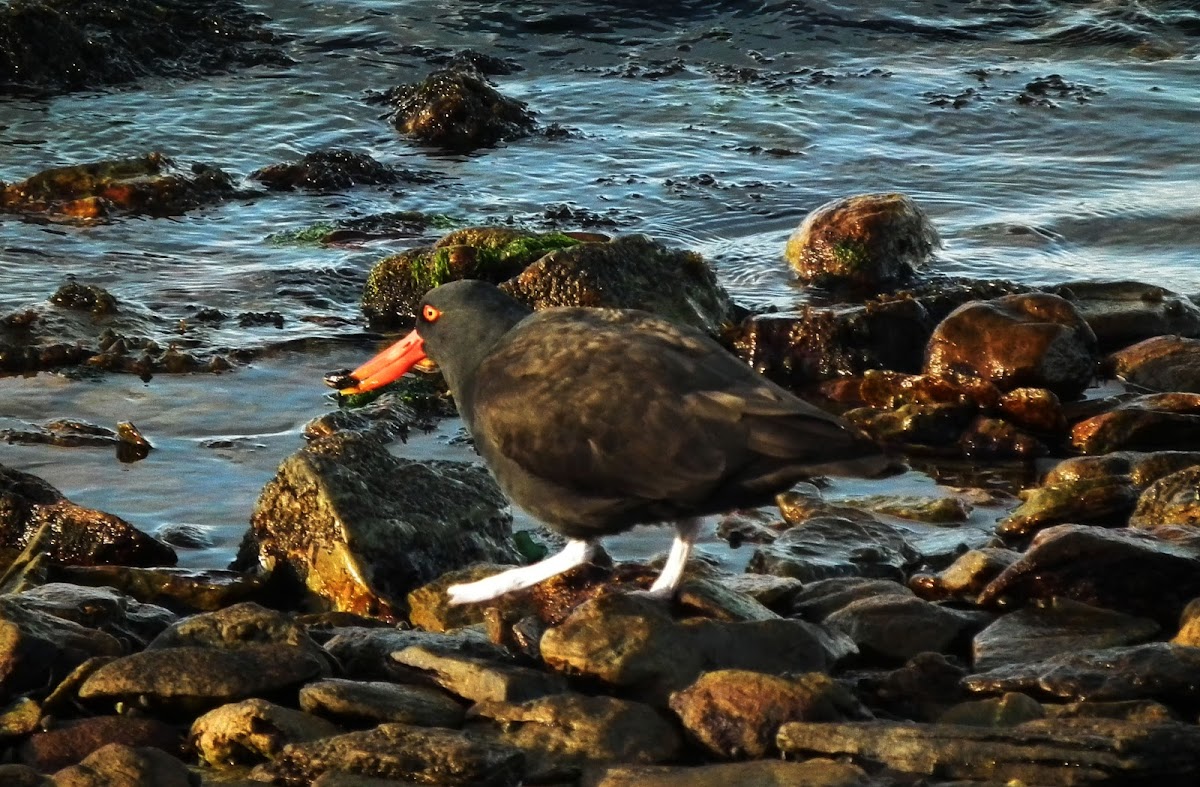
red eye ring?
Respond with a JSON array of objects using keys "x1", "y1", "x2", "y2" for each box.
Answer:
[{"x1": 422, "y1": 304, "x2": 441, "y2": 322}]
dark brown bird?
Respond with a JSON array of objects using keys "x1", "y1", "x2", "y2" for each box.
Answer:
[{"x1": 332, "y1": 280, "x2": 883, "y2": 604}]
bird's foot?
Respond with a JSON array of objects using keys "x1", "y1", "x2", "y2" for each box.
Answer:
[{"x1": 445, "y1": 575, "x2": 516, "y2": 606}]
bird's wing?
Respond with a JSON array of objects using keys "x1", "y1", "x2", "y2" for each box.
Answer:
[{"x1": 469, "y1": 308, "x2": 861, "y2": 507}]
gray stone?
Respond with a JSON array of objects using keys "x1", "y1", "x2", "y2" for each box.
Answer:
[
  {"x1": 747, "y1": 516, "x2": 918, "y2": 583},
  {"x1": 391, "y1": 644, "x2": 567, "y2": 704},
  {"x1": 824, "y1": 594, "x2": 990, "y2": 662},
  {"x1": 299, "y1": 678, "x2": 464, "y2": 728}
]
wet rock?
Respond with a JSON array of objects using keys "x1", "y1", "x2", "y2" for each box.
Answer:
[
  {"x1": 539, "y1": 593, "x2": 852, "y2": 704},
  {"x1": 51, "y1": 743, "x2": 194, "y2": 786},
  {"x1": 777, "y1": 717, "x2": 1200, "y2": 785},
  {"x1": 996, "y1": 474, "x2": 1139, "y2": 539},
  {"x1": 77, "y1": 643, "x2": 329, "y2": 714},
  {"x1": 1171, "y1": 598, "x2": 1200, "y2": 647},
  {"x1": 190, "y1": 698, "x2": 342, "y2": 766},
  {"x1": 669, "y1": 670, "x2": 869, "y2": 759},
  {"x1": 785, "y1": 193, "x2": 940, "y2": 290},
  {"x1": 823, "y1": 594, "x2": 990, "y2": 663},
  {"x1": 381, "y1": 68, "x2": 536, "y2": 152},
  {"x1": 710, "y1": 573, "x2": 804, "y2": 611},
  {"x1": 49, "y1": 565, "x2": 265, "y2": 612},
  {"x1": 501, "y1": 234, "x2": 734, "y2": 335},
  {"x1": 1129, "y1": 464, "x2": 1200, "y2": 528},
  {"x1": 0, "y1": 596, "x2": 124, "y2": 697},
  {"x1": 249, "y1": 722, "x2": 524, "y2": 786},
  {"x1": 997, "y1": 386, "x2": 1067, "y2": 432},
  {"x1": 972, "y1": 598, "x2": 1158, "y2": 671},
  {"x1": 0, "y1": 765, "x2": 50, "y2": 786},
  {"x1": 846, "y1": 399, "x2": 975, "y2": 449},
  {"x1": 0, "y1": 464, "x2": 176, "y2": 567},
  {"x1": 51, "y1": 282, "x2": 119, "y2": 315},
  {"x1": 0, "y1": 418, "x2": 120, "y2": 448},
  {"x1": 790, "y1": 577, "x2": 914, "y2": 621},
  {"x1": 0, "y1": 0, "x2": 283, "y2": 95},
  {"x1": 8, "y1": 583, "x2": 176, "y2": 649},
  {"x1": 1051, "y1": 280, "x2": 1200, "y2": 352},
  {"x1": 979, "y1": 524, "x2": 1200, "y2": 626},
  {"x1": 0, "y1": 153, "x2": 241, "y2": 219},
  {"x1": 937, "y1": 692, "x2": 1045, "y2": 727},
  {"x1": 958, "y1": 415, "x2": 1048, "y2": 459},
  {"x1": 728, "y1": 298, "x2": 932, "y2": 387},
  {"x1": 1045, "y1": 698, "x2": 1178, "y2": 723},
  {"x1": 746, "y1": 516, "x2": 919, "y2": 583},
  {"x1": 19, "y1": 715, "x2": 182, "y2": 772},
  {"x1": 1071, "y1": 392, "x2": 1200, "y2": 453},
  {"x1": 909, "y1": 548, "x2": 1020, "y2": 602},
  {"x1": 361, "y1": 228, "x2": 578, "y2": 325},
  {"x1": 469, "y1": 693, "x2": 680, "y2": 778},
  {"x1": 321, "y1": 626, "x2": 508, "y2": 681},
  {"x1": 391, "y1": 642, "x2": 568, "y2": 704},
  {"x1": 835, "y1": 493, "x2": 971, "y2": 524},
  {"x1": 924, "y1": 292, "x2": 1098, "y2": 398},
  {"x1": 237, "y1": 433, "x2": 518, "y2": 620},
  {"x1": 588, "y1": 759, "x2": 871, "y2": 787},
  {"x1": 965, "y1": 642, "x2": 1200, "y2": 706},
  {"x1": 250, "y1": 149, "x2": 429, "y2": 191},
  {"x1": 299, "y1": 678, "x2": 464, "y2": 728},
  {"x1": 1108, "y1": 334, "x2": 1200, "y2": 392}
]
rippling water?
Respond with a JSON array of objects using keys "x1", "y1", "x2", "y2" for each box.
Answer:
[{"x1": 1, "y1": 0, "x2": 1198, "y2": 567}]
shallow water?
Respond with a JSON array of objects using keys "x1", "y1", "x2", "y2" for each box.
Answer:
[{"x1": 1, "y1": 0, "x2": 1198, "y2": 568}]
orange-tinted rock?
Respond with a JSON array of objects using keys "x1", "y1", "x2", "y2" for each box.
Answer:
[
  {"x1": 998, "y1": 387, "x2": 1067, "y2": 433},
  {"x1": 1071, "y1": 393, "x2": 1200, "y2": 454},
  {"x1": 925, "y1": 293, "x2": 1097, "y2": 398},
  {"x1": 785, "y1": 193, "x2": 940, "y2": 289},
  {"x1": 1108, "y1": 334, "x2": 1200, "y2": 393}
]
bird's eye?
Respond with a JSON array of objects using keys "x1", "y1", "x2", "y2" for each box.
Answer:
[{"x1": 422, "y1": 305, "x2": 441, "y2": 322}]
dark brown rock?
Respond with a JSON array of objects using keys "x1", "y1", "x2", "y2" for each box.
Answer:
[
  {"x1": 996, "y1": 474, "x2": 1139, "y2": 538},
  {"x1": 777, "y1": 717, "x2": 1200, "y2": 785},
  {"x1": 250, "y1": 149, "x2": 421, "y2": 191},
  {"x1": 909, "y1": 548, "x2": 1020, "y2": 602},
  {"x1": 50, "y1": 564, "x2": 265, "y2": 612},
  {"x1": 0, "y1": 464, "x2": 175, "y2": 567},
  {"x1": 9, "y1": 583, "x2": 175, "y2": 649},
  {"x1": 791, "y1": 577, "x2": 914, "y2": 621},
  {"x1": 747, "y1": 516, "x2": 919, "y2": 583},
  {"x1": 0, "y1": 597, "x2": 124, "y2": 697},
  {"x1": 972, "y1": 598, "x2": 1159, "y2": 671},
  {"x1": 668, "y1": 670, "x2": 869, "y2": 759},
  {"x1": 924, "y1": 293, "x2": 1097, "y2": 398},
  {"x1": 390, "y1": 642, "x2": 567, "y2": 704},
  {"x1": 1109, "y1": 334, "x2": 1200, "y2": 392},
  {"x1": 1071, "y1": 392, "x2": 1200, "y2": 453},
  {"x1": 997, "y1": 386, "x2": 1067, "y2": 432},
  {"x1": 20, "y1": 715, "x2": 182, "y2": 772},
  {"x1": 1130, "y1": 465, "x2": 1200, "y2": 528},
  {"x1": 321, "y1": 626, "x2": 509, "y2": 682},
  {"x1": 51, "y1": 743, "x2": 194, "y2": 787},
  {"x1": 823, "y1": 594, "x2": 990, "y2": 662},
  {"x1": 979, "y1": 524, "x2": 1200, "y2": 626},
  {"x1": 1051, "y1": 280, "x2": 1200, "y2": 352},
  {"x1": 785, "y1": 193, "x2": 940, "y2": 289},
  {"x1": 937, "y1": 692, "x2": 1045, "y2": 727},
  {"x1": 587, "y1": 759, "x2": 871, "y2": 787},
  {"x1": 249, "y1": 722, "x2": 524, "y2": 786},
  {"x1": 383, "y1": 68, "x2": 536, "y2": 152},
  {"x1": 964, "y1": 642, "x2": 1200, "y2": 706}
]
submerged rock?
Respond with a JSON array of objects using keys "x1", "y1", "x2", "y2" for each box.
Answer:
[
  {"x1": 381, "y1": 68, "x2": 537, "y2": 152},
  {"x1": 785, "y1": 193, "x2": 940, "y2": 290},
  {"x1": 250, "y1": 148, "x2": 432, "y2": 191},
  {"x1": 236, "y1": 433, "x2": 519, "y2": 620},
  {"x1": 924, "y1": 292, "x2": 1098, "y2": 398}
]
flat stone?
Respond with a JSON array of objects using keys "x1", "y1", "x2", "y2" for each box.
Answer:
[
  {"x1": 790, "y1": 577, "x2": 914, "y2": 621},
  {"x1": 1071, "y1": 393, "x2": 1200, "y2": 454},
  {"x1": 8, "y1": 583, "x2": 175, "y2": 648},
  {"x1": 1109, "y1": 334, "x2": 1200, "y2": 392},
  {"x1": 191, "y1": 698, "x2": 343, "y2": 766},
  {"x1": 148, "y1": 601, "x2": 325, "y2": 662},
  {"x1": 0, "y1": 597, "x2": 124, "y2": 697},
  {"x1": 300, "y1": 678, "x2": 464, "y2": 727},
  {"x1": 777, "y1": 717, "x2": 1200, "y2": 785},
  {"x1": 249, "y1": 722, "x2": 524, "y2": 786},
  {"x1": 589, "y1": 759, "x2": 871, "y2": 787},
  {"x1": 469, "y1": 692, "x2": 680, "y2": 778},
  {"x1": 676, "y1": 577, "x2": 780, "y2": 622},
  {"x1": 1130, "y1": 465, "x2": 1200, "y2": 528},
  {"x1": 77, "y1": 644, "x2": 329, "y2": 713},
  {"x1": 972, "y1": 598, "x2": 1159, "y2": 671},
  {"x1": 747, "y1": 516, "x2": 919, "y2": 583},
  {"x1": 964, "y1": 642, "x2": 1200, "y2": 705},
  {"x1": 322, "y1": 626, "x2": 507, "y2": 681},
  {"x1": 391, "y1": 643, "x2": 567, "y2": 703}
]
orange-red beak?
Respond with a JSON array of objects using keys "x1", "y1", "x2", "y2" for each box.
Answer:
[{"x1": 337, "y1": 329, "x2": 427, "y2": 394}]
